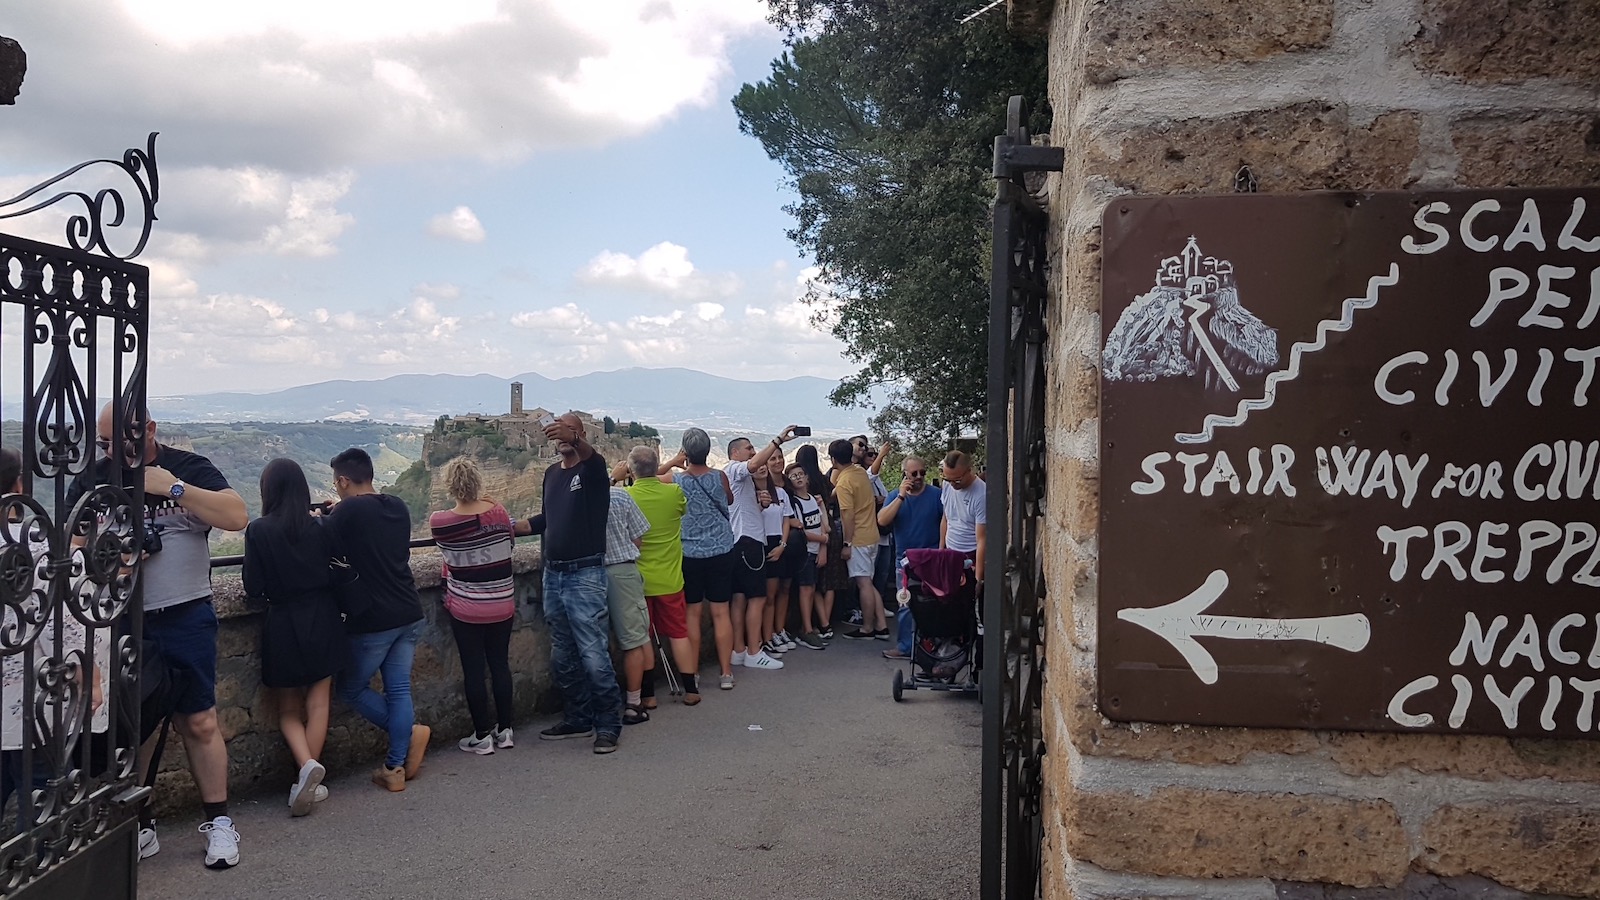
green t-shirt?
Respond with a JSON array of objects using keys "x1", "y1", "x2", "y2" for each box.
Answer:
[{"x1": 627, "y1": 478, "x2": 688, "y2": 595}]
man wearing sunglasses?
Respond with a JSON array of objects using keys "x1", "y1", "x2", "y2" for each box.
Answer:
[
  {"x1": 69, "y1": 403, "x2": 248, "y2": 870},
  {"x1": 876, "y1": 457, "x2": 943, "y2": 659}
]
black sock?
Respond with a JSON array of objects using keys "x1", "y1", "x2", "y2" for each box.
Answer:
[
  {"x1": 641, "y1": 669, "x2": 656, "y2": 699},
  {"x1": 202, "y1": 801, "x2": 228, "y2": 821},
  {"x1": 680, "y1": 672, "x2": 698, "y2": 694}
]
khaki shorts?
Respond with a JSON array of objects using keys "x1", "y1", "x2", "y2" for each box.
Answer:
[{"x1": 606, "y1": 563, "x2": 650, "y2": 651}]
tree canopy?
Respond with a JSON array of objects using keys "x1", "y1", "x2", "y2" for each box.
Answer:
[{"x1": 734, "y1": 0, "x2": 1048, "y2": 448}]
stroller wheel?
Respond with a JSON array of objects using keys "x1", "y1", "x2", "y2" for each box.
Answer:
[{"x1": 892, "y1": 669, "x2": 904, "y2": 703}]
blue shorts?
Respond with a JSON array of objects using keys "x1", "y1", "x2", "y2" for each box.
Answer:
[
  {"x1": 794, "y1": 555, "x2": 818, "y2": 587},
  {"x1": 144, "y1": 598, "x2": 219, "y2": 715}
]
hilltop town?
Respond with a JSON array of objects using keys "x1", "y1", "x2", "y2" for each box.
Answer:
[{"x1": 393, "y1": 383, "x2": 662, "y2": 529}]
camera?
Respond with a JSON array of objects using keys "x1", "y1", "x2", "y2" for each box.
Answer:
[
  {"x1": 311, "y1": 501, "x2": 335, "y2": 516},
  {"x1": 793, "y1": 426, "x2": 812, "y2": 437},
  {"x1": 142, "y1": 525, "x2": 162, "y2": 555}
]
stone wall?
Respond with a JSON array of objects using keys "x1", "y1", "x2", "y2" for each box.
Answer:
[
  {"x1": 149, "y1": 544, "x2": 555, "y2": 815},
  {"x1": 1036, "y1": 0, "x2": 1600, "y2": 896}
]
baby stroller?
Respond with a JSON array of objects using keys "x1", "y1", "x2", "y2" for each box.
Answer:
[{"x1": 891, "y1": 548, "x2": 980, "y2": 701}]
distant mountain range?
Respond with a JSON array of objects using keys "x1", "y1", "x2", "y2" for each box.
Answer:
[{"x1": 150, "y1": 368, "x2": 878, "y2": 436}]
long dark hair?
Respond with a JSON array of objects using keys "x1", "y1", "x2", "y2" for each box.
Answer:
[
  {"x1": 0, "y1": 448, "x2": 21, "y2": 493},
  {"x1": 794, "y1": 444, "x2": 832, "y2": 509},
  {"x1": 260, "y1": 457, "x2": 313, "y2": 540}
]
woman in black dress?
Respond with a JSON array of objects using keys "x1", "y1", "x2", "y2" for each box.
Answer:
[{"x1": 242, "y1": 458, "x2": 345, "y2": 817}]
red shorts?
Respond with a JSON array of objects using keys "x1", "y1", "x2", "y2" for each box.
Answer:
[{"x1": 645, "y1": 592, "x2": 688, "y2": 640}]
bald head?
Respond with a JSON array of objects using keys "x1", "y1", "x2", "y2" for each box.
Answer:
[
  {"x1": 96, "y1": 401, "x2": 155, "y2": 466},
  {"x1": 554, "y1": 412, "x2": 585, "y2": 460}
]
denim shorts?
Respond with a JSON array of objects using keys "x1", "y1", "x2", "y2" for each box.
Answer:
[
  {"x1": 144, "y1": 598, "x2": 219, "y2": 715},
  {"x1": 794, "y1": 555, "x2": 818, "y2": 587}
]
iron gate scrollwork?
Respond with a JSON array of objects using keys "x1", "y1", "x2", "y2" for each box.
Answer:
[
  {"x1": 0, "y1": 134, "x2": 158, "y2": 899},
  {"x1": 981, "y1": 98, "x2": 1060, "y2": 900}
]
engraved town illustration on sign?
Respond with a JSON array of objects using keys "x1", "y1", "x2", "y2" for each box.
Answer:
[{"x1": 1099, "y1": 190, "x2": 1600, "y2": 739}]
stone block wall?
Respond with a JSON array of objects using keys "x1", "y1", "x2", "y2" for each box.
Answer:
[
  {"x1": 149, "y1": 543, "x2": 555, "y2": 815},
  {"x1": 1037, "y1": 0, "x2": 1600, "y2": 896}
]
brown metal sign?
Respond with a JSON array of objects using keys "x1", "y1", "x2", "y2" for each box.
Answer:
[{"x1": 1099, "y1": 189, "x2": 1600, "y2": 738}]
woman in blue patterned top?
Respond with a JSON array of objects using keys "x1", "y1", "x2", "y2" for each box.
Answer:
[{"x1": 658, "y1": 428, "x2": 737, "y2": 691}]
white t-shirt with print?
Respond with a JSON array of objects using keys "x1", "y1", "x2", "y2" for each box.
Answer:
[{"x1": 793, "y1": 493, "x2": 823, "y2": 555}]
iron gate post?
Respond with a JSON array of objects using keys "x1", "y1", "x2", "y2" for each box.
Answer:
[
  {"x1": 0, "y1": 134, "x2": 158, "y2": 900},
  {"x1": 982, "y1": 97, "x2": 1062, "y2": 900}
]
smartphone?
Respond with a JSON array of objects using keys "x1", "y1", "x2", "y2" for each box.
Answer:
[
  {"x1": 794, "y1": 426, "x2": 812, "y2": 436},
  {"x1": 537, "y1": 413, "x2": 556, "y2": 428}
]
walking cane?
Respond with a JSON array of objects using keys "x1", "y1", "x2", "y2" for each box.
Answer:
[{"x1": 651, "y1": 623, "x2": 682, "y2": 697}]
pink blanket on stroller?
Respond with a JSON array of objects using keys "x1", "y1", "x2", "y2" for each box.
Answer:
[{"x1": 903, "y1": 548, "x2": 971, "y2": 598}]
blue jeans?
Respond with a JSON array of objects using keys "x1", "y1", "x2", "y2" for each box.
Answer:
[
  {"x1": 543, "y1": 564, "x2": 621, "y2": 737},
  {"x1": 895, "y1": 561, "x2": 916, "y2": 654},
  {"x1": 339, "y1": 622, "x2": 420, "y2": 768}
]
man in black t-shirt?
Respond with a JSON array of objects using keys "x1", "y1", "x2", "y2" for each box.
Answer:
[
  {"x1": 323, "y1": 448, "x2": 431, "y2": 791},
  {"x1": 521, "y1": 413, "x2": 620, "y2": 753},
  {"x1": 69, "y1": 403, "x2": 248, "y2": 870}
]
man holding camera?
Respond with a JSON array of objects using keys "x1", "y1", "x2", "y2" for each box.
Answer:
[{"x1": 70, "y1": 403, "x2": 248, "y2": 870}]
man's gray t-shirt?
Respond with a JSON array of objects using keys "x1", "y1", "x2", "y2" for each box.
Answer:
[{"x1": 67, "y1": 445, "x2": 232, "y2": 611}]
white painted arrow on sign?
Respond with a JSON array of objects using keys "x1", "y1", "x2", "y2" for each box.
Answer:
[
  {"x1": 1117, "y1": 570, "x2": 1372, "y2": 685},
  {"x1": 1183, "y1": 296, "x2": 1240, "y2": 392}
]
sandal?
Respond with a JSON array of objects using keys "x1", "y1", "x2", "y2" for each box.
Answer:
[
  {"x1": 622, "y1": 704, "x2": 651, "y2": 725},
  {"x1": 681, "y1": 692, "x2": 702, "y2": 706}
]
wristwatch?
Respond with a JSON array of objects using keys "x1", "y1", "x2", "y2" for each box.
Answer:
[{"x1": 169, "y1": 480, "x2": 186, "y2": 500}]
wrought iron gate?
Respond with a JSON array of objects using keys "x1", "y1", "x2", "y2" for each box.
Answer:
[
  {"x1": 0, "y1": 135, "x2": 158, "y2": 898},
  {"x1": 980, "y1": 97, "x2": 1061, "y2": 900}
]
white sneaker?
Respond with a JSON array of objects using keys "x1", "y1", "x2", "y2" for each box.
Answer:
[
  {"x1": 312, "y1": 785, "x2": 328, "y2": 803},
  {"x1": 459, "y1": 733, "x2": 495, "y2": 755},
  {"x1": 138, "y1": 826, "x2": 160, "y2": 860},
  {"x1": 199, "y1": 816, "x2": 240, "y2": 869},
  {"x1": 776, "y1": 632, "x2": 798, "y2": 652},
  {"x1": 288, "y1": 759, "x2": 325, "y2": 817},
  {"x1": 494, "y1": 728, "x2": 514, "y2": 749},
  {"x1": 731, "y1": 649, "x2": 748, "y2": 667},
  {"x1": 743, "y1": 650, "x2": 784, "y2": 669}
]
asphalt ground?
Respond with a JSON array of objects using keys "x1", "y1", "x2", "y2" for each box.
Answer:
[{"x1": 138, "y1": 633, "x2": 982, "y2": 900}]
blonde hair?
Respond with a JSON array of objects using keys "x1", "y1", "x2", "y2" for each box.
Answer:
[{"x1": 443, "y1": 457, "x2": 484, "y2": 503}]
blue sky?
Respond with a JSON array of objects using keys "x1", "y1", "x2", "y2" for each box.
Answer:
[{"x1": 0, "y1": 1, "x2": 852, "y2": 396}]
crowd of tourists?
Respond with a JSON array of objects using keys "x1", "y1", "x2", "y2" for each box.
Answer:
[{"x1": 39, "y1": 406, "x2": 986, "y2": 872}]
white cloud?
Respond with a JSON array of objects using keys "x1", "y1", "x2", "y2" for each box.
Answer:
[
  {"x1": 508, "y1": 265, "x2": 851, "y2": 379},
  {"x1": 580, "y1": 241, "x2": 741, "y2": 299},
  {"x1": 3, "y1": 1, "x2": 772, "y2": 173},
  {"x1": 428, "y1": 206, "x2": 487, "y2": 243},
  {"x1": 145, "y1": 289, "x2": 514, "y2": 392},
  {"x1": 140, "y1": 166, "x2": 357, "y2": 262}
]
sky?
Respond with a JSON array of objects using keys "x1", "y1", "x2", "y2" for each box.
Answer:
[{"x1": 0, "y1": 0, "x2": 854, "y2": 397}]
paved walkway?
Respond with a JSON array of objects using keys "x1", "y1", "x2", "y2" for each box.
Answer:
[{"x1": 139, "y1": 637, "x2": 982, "y2": 900}]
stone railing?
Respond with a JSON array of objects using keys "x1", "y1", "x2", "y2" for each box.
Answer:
[{"x1": 149, "y1": 543, "x2": 554, "y2": 815}]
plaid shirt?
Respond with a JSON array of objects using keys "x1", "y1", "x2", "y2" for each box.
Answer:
[{"x1": 605, "y1": 487, "x2": 651, "y2": 565}]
